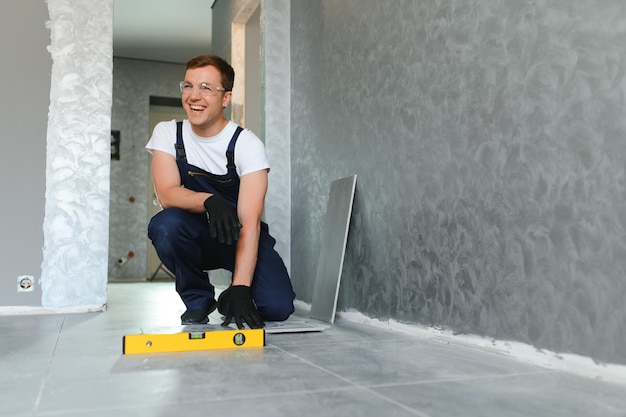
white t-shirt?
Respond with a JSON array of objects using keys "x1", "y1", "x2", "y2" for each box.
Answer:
[{"x1": 145, "y1": 119, "x2": 269, "y2": 177}]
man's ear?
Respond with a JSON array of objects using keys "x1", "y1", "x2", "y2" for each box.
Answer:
[{"x1": 222, "y1": 91, "x2": 232, "y2": 108}]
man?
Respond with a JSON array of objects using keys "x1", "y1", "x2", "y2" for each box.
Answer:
[{"x1": 146, "y1": 54, "x2": 295, "y2": 329}]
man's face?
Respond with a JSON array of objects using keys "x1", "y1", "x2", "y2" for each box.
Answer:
[{"x1": 182, "y1": 65, "x2": 232, "y2": 136}]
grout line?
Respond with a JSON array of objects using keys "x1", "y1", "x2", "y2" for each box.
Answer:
[
  {"x1": 362, "y1": 369, "x2": 556, "y2": 390},
  {"x1": 24, "y1": 385, "x2": 376, "y2": 416},
  {"x1": 32, "y1": 317, "x2": 65, "y2": 416},
  {"x1": 270, "y1": 344, "x2": 434, "y2": 417}
]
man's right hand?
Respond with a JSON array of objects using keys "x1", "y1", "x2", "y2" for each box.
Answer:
[{"x1": 203, "y1": 195, "x2": 241, "y2": 245}]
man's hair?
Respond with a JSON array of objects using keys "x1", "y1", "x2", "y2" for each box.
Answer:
[{"x1": 185, "y1": 54, "x2": 235, "y2": 92}]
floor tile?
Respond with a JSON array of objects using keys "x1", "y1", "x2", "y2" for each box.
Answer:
[
  {"x1": 372, "y1": 372, "x2": 626, "y2": 417},
  {"x1": 0, "y1": 282, "x2": 623, "y2": 417},
  {"x1": 36, "y1": 388, "x2": 423, "y2": 417},
  {"x1": 273, "y1": 333, "x2": 547, "y2": 387}
]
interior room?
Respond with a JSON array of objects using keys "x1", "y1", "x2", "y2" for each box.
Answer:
[{"x1": 2, "y1": 0, "x2": 626, "y2": 416}]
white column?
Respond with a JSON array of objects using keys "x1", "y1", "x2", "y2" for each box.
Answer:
[{"x1": 41, "y1": 0, "x2": 113, "y2": 309}]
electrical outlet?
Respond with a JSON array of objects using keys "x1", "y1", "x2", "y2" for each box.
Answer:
[{"x1": 17, "y1": 275, "x2": 35, "y2": 292}]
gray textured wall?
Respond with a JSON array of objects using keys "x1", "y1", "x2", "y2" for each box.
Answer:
[
  {"x1": 211, "y1": 0, "x2": 294, "y2": 280},
  {"x1": 109, "y1": 58, "x2": 185, "y2": 279},
  {"x1": 0, "y1": 1, "x2": 50, "y2": 306},
  {"x1": 291, "y1": 0, "x2": 626, "y2": 365}
]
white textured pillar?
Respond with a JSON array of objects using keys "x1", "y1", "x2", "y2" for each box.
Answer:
[
  {"x1": 261, "y1": 0, "x2": 291, "y2": 272},
  {"x1": 41, "y1": 0, "x2": 113, "y2": 308}
]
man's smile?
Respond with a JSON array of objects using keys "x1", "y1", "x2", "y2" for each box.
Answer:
[{"x1": 190, "y1": 105, "x2": 206, "y2": 112}]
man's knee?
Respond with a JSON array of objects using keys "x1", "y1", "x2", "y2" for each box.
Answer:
[
  {"x1": 148, "y1": 208, "x2": 188, "y2": 241},
  {"x1": 258, "y1": 294, "x2": 295, "y2": 322}
]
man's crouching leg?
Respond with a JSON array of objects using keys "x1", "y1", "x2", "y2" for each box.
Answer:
[
  {"x1": 148, "y1": 208, "x2": 218, "y2": 324},
  {"x1": 249, "y1": 231, "x2": 296, "y2": 322}
]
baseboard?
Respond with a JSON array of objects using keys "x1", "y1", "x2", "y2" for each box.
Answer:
[
  {"x1": 335, "y1": 309, "x2": 626, "y2": 386},
  {"x1": 296, "y1": 297, "x2": 626, "y2": 387}
]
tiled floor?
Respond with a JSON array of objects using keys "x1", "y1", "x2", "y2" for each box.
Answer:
[{"x1": 1, "y1": 282, "x2": 625, "y2": 417}]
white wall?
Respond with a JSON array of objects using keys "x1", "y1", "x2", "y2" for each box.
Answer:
[
  {"x1": 0, "y1": 0, "x2": 113, "y2": 311},
  {"x1": 0, "y1": 1, "x2": 50, "y2": 307}
]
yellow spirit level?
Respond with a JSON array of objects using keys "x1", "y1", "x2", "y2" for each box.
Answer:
[{"x1": 123, "y1": 327, "x2": 265, "y2": 354}]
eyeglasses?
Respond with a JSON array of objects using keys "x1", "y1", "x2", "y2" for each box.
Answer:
[{"x1": 179, "y1": 81, "x2": 227, "y2": 96}]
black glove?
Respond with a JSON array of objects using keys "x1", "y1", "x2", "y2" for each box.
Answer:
[
  {"x1": 221, "y1": 285, "x2": 264, "y2": 329},
  {"x1": 203, "y1": 195, "x2": 241, "y2": 245}
]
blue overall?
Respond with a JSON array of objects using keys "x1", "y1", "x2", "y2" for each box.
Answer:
[{"x1": 147, "y1": 121, "x2": 295, "y2": 321}]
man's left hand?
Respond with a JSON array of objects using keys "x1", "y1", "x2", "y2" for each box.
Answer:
[{"x1": 221, "y1": 285, "x2": 264, "y2": 329}]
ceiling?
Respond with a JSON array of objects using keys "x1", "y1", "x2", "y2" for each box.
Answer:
[{"x1": 113, "y1": 0, "x2": 213, "y2": 64}]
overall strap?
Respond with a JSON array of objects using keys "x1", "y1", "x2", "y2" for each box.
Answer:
[
  {"x1": 226, "y1": 126, "x2": 244, "y2": 169},
  {"x1": 174, "y1": 121, "x2": 186, "y2": 160}
]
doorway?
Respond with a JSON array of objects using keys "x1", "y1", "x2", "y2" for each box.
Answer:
[{"x1": 231, "y1": 0, "x2": 261, "y2": 137}]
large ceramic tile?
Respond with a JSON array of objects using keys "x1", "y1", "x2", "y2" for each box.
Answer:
[
  {"x1": 1, "y1": 404, "x2": 34, "y2": 417},
  {"x1": 0, "y1": 362, "x2": 48, "y2": 417},
  {"x1": 43, "y1": 354, "x2": 123, "y2": 383},
  {"x1": 0, "y1": 357, "x2": 52, "y2": 384},
  {"x1": 61, "y1": 311, "x2": 139, "y2": 330},
  {"x1": 109, "y1": 347, "x2": 353, "y2": 395},
  {"x1": 0, "y1": 337, "x2": 57, "y2": 363},
  {"x1": 372, "y1": 372, "x2": 626, "y2": 417},
  {"x1": 275, "y1": 336, "x2": 549, "y2": 386},
  {"x1": 37, "y1": 386, "x2": 425, "y2": 417},
  {"x1": 35, "y1": 347, "x2": 355, "y2": 415},
  {"x1": 0, "y1": 314, "x2": 64, "y2": 333},
  {"x1": 0, "y1": 315, "x2": 64, "y2": 360},
  {"x1": 35, "y1": 371, "x2": 185, "y2": 414},
  {"x1": 52, "y1": 328, "x2": 127, "y2": 358}
]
